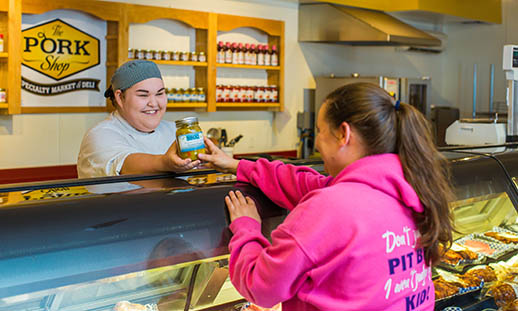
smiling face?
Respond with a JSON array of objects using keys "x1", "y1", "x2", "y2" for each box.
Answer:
[{"x1": 115, "y1": 78, "x2": 167, "y2": 133}]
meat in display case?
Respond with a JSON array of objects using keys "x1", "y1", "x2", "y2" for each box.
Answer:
[{"x1": 3, "y1": 151, "x2": 518, "y2": 311}]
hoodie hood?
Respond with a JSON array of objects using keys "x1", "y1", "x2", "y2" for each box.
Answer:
[{"x1": 331, "y1": 153, "x2": 424, "y2": 213}]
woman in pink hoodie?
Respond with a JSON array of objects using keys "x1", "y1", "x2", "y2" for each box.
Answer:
[{"x1": 199, "y1": 82, "x2": 454, "y2": 311}]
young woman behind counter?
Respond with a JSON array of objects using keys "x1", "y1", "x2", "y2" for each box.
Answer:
[
  {"x1": 77, "y1": 60, "x2": 200, "y2": 178},
  {"x1": 199, "y1": 82, "x2": 454, "y2": 311}
]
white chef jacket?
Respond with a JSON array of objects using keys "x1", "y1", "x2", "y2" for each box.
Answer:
[{"x1": 77, "y1": 111, "x2": 176, "y2": 178}]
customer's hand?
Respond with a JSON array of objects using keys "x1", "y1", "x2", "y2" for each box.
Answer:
[
  {"x1": 198, "y1": 137, "x2": 240, "y2": 174},
  {"x1": 225, "y1": 190, "x2": 261, "y2": 223},
  {"x1": 164, "y1": 141, "x2": 201, "y2": 172}
]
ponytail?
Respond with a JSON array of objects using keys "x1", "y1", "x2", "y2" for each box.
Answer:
[
  {"x1": 325, "y1": 82, "x2": 454, "y2": 265},
  {"x1": 396, "y1": 103, "x2": 455, "y2": 265}
]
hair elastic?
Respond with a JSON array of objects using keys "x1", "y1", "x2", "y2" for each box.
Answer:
[{"x1": 394, "y1": 100, "x2": 401, "y2": 111}]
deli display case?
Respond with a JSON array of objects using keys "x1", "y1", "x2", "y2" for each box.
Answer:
[{"x1": 3, "y1": 152, "x2": 518, "y2": 311}]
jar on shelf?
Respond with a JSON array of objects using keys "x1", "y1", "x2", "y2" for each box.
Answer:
[
  {"x1": 161, "y1": 50, "x2": 171, "y2": 61},
  {"x1": 181, "y1": 51, "x2": 190, "y2": 62},
  {"x1": 188, "y1": 88, "x2": 197, "y2": 102},
  {"x1": 128, "y1": 48, "x2": 135, "y2": 59},
  {"x1": 190, "y1": 52, "x2": 198, "y2": 62},
  {"x1": 172, "y1": 88, "x2": 182, "y2": 102},
  {"x1": 136, "y1": 49, "x2": 145, "y2": 60},
  {"x1": 0, "y1": 88, "x2": 6, "y2": 103},
  {"x1": 153, "y1": 50, "x2": 162, "y2": 60},
  {"x1": 175, "y1": 117, "x2": 206, "y2": 161},
  {"x1": 145, "y1": 50, "x2": 154, "y2": 60},
  {"x1": 172, "y1": 51, "x2": 181, "y2": 61},
  {"x1": 198, "y1": 52, "x2": 206, "y2": 62},
  {"x1": 166, "y1": 88, "x2": 174, "y2": 102},
  {"x1": 181, "y1": 88, "x2": 191, "y2": 102},
  {"x1": 197, "y1": 88, "x2": 206, "y2": 102}
]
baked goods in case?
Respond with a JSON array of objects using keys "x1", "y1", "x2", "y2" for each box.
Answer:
[
  {"x1": 464, "y1": 266, "x2": 497, "y2": 283},
  {"x1": 113, "y1": 301, "x2": 157, "y2": 311},
  {"x1": 433, "y1": 277, "x2": 460, "y2": 300},
  {"x1": 440, "y1": 244, "x2": 478, "y2": 265},
  {"x1": 485, "y1": 231, "x2": 518, "y2": 244},
  {"x1": 488, "y1": 282, "x2": 518, "y2": 307}
]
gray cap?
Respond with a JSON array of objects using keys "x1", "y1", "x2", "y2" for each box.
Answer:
[{"x1": 105, "y1": 60, "x2": 162, "y2": 97}]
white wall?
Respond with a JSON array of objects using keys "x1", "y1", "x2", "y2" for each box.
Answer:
[{"x1": 0, "y1": 0, "x2": 514, "y2": 169}]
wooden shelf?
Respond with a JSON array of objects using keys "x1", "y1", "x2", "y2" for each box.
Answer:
[
  {"x1": 167, "y1": 102, "x2": 208, "y2": 108},
  {"x1": 0, "y1": 52, "x2": 7, "y2": 58},
  {"x1": 0, "y1": 102, "x2": 7, "y2": 109},
  {"x1": 216, "y1": 63, "x2": 280, "y2": 70},
  {"x1": 216, "y1": 102, "x2": 280, "y2": 108},
  {"x1": 131, "y1": 59, "x2": 208, "y2": 67}
]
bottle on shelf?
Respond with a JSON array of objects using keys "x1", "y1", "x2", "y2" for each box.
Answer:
[
  {"x1": 0, "y1": 88, "x2": 6, "y2": 103},
  {"x1": 128, "y1": 48, "x2": 134, "y2": 59},
  {"x1": 231, "y1": 42, "x2": 239, "y2": 65},
  {"x1": 250, "y1": 44, "x2": 257, "y2": 66},
  {"x1": 197, "y1": 88, "x2": 206, "y2": 102},
  {"x1": 223, "y1": 85, "x2": 231, "y2": 102},
  {"x1": 0, "y1": 34, "x2": 4, "y2": 53},
  {"x1": 224, "y1": 42, "x2": 233, "y2": 64},
  {"x1": 244, "y1": 43, "x2": 251, "y2": 65},
  {"x1": 238, "y1": 43, "x2": 245, "y2": 65},
  {"x1": 264, "y1": 85, "x2": 271, "y2": 102},
  {"x1": 246, "y1": 86, "x2": 254, "y2": 103},
  {"x1": 264, "y1": 45, "x2": 271, "y2": 66},
  {"x1": 271, "y1": 45, "x2": 278, "y2": 66},
  {"x1": 257, "y1": 45, "x2": 265, "y2": 66},
  {"x1": 216, "y1": 85, "x2": 223, "y2": 102},
  {"x1": 217, "y1": 41, "x2": 224, "y2": 63},
  {"x1": 271, "y1": 85, "x2": 278, "y2": 102},
  {"x1": 198, "y1": 52, "x2": 206, "y2": 62}
]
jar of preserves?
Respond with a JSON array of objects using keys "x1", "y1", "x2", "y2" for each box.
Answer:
[
  {"x1": 145, "y1": 50, "x2": 154, "y2": 60},
  {"x1": 172, "y1": 88, "x2": 182, "y2": 102},
  {"x1": 181, "y1": 51, "x2": 190, "y2": 62},
  {"x1": 190, "y1": 52, "x2": 198, "y2": 62},
  {"x1": 189, "y1": 88, "x2": 197, "y2": 102},
  {"x1": 182, "y1": 88, "x2": 191, "y2": 102},
  {"x1": 198, "y1": 52, "x2": 206, "y2": 62},
  {"x1": 128, "y1": 48, "x2": 135, "y2": 59},
  {"x1": 153, "y1": 50, "x2": 162, "y2": 60},
  {"x1": 175, "y1": 117, "x2": 206, "y2": 161},
  {"x1": 172, "y1": 51, "x2": 181, "y2": 61},
  {"x1": 162, "y1": 50, "x2": 171, "y2": 61},
  {"x1": 166, "y1": 88, "x2": 174, "y2": 102},
  {"x1": 197, "y1": 88, "x2": 206, "y2": 102},
  {"x1": 136, "y1": 49, "x2": 145, "y2": 60},
  {"x1": 264, "y1": 86, "x2": 272, "y2": 103}
]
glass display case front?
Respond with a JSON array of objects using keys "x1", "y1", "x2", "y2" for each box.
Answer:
[
  {"x1": 0, "y1": 171, "x2": 286, "y2": 311},
  {"x1": 4, "y1": 151, "x2": 518, "y2": 311}
]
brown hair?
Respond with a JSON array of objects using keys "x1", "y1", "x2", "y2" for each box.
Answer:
[
  {"x1": 325, "y1": 82, "x2": 454, "y2": 265},
  {"x1": 104, "y1": 85, "x2": 126, "y2": 108}
]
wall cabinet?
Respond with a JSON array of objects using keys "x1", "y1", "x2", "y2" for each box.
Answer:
[{"x1": 0, "y1": 0, "x2": 284, "y2": 114}]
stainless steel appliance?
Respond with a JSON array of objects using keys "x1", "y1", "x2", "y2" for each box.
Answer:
[{"x1": 314, "y1": 75, "x2": 431, "y2": 147}]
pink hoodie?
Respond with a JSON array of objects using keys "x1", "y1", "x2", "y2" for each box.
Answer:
[{"x1": 229, "y1": 154, "x2": 434, "y2": 311}]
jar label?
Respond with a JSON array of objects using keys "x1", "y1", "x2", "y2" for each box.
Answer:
[{"x1": 178, "y1": 132, "x2": 205, "y2": 152}]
